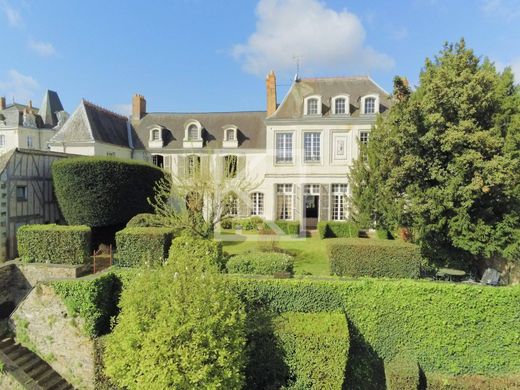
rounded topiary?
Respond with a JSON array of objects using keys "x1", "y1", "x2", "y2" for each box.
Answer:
[
  {"x1": 52, "y1": 157, "x2": 164, "y2": 227},
  {"x1": 126, "y1": 213, "x2": 163, "y2": 228}
]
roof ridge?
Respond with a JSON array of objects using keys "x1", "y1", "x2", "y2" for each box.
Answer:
[
  {"x1": 146, "y1": 110, "x2": 266, "y2": 115},
  {"x1": 81, "y1": 99, "x2": 129, "y2": 120},
  {"x1": 299, "y1": 75, "x2": 371, "y2": 81}
]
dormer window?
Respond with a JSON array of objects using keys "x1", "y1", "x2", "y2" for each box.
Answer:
[
  {"x1": 361, "y1": 95, "x2": 380, "y2": 115},
  {"x1": 226, "y1": 128, "x2": 235, "y2": 141},
  {"x1": 148, "y1": 126, "x2": 165, "y2": 148},
  {"x1": 304, "y1": 95, "x2": 322, "y2": 116},
  {"x1": 222, "y1": 125, "x2": 239, "y2": 148},
  {"x1": 151, "y1": 129, "x2": 160, "y2": 141},
  {"x1": 183, "y1": 120, "x2": 203, "y2": 148},
  {"x1": 332, "y1": 95, "x2": 350, "y2": 115},
  {"x1": 188, "y1": 124, "x2": 199, "y2": 141}
]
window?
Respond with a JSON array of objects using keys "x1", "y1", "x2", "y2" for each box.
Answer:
[
  {"x1": 188, "y1": 124, "x2": 199, "y2": 141},
  {"x1": 151, "y1": 129, "x2": 160, "y2": 141},
  {"x1": 332, "y1": 184, "x2": 348, "y2": 220},
  {"x1": 0, "y1": 135, "x2": 5, "y2": 147},
  {"x1": 226, "y1": 193, "x2": 239, "y2": 216},
  {"x1": 152, "y1": 155, "x2": 164, "y2": 168},
  {"x1": 250, "y1": 192, "x2": 264, "y2": 216},
  {"x1": 186, "y1": 155, "x2": 200, "y2": 176},
  {"x1": 276, "y1": 133, "x2": 293, "y2": 163},
  {"x1": 277, "y1": 184, "x2": 293, "y2": 220},
  {"x1": 307, "y1": 98, "x2": 318, "y2": 115},
  {"x1": 364, "y1": 97, "x2": 376, "y2": 114},
  {"x1": 224, "y1": 155, "x2": 238, "y2": 178},
  {"x1": 359, "y1": 131, "x2": 370, "y2": 145},
  {"x1": 226, "y1": 128, "x2": 235, "y2": 141},
  {"x1": 335, "y1": 98, "x2": 346, "y2": 114},
  {"x1": 304, "y1": 132, "x2": 320, "y2": 163},
  {"x1": 27, "y1": 136, "x2": 33, "y2": 148},
  {"x1": 16, "y1": 185, "x2": 27, "y2": 201}
]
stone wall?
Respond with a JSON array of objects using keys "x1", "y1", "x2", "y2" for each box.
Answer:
[
  {"x1": 9, "y1": 283, "x2": 95, "y2": 389},
  {"x1": 18, "y1": 262, "x2": 91, "y2": 286},
  {"x1": 0, "y1": 263, "x2": 31, "y2": 319}
]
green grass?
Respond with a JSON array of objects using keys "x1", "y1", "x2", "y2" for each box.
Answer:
[{"x1": 219, "y1": 231, "x2": 329, "y2": 276}]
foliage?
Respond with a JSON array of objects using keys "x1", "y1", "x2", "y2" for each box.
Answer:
[
  {"x1": 226, "y1": 251, "x2": 294, "y2": 275},
  {"x1": 327, "y1": 238, "x2": 423, "y2": 278},
  {"x1": 168, "y1": 234, "x2": 224, "y2": 271},
  {"x1": 222, "y1": 216, "x2": 264, "y2": 230},
  {"x1": 52, "y1": 156, "x2": 164, "y2": 227},
  {"x1": 349, "y1": 39, "x2": 520, "y2": 265},
  {"x1": 317, "y1": 221, "x2": 359, "y2": 239},
  {"x1": 376, "y1": 229, "x2": 393, "y2": 240},
  {"x1": 17, "y1": 224, "x2": 91, "y2": 264},
  {"x1": 104, "y1": 237, "x2": 246, "y2": 389},
  {"x1": 125, "y1": 213, "x2": 164, "y2": 228},
  {"x1": 229, "y1": 277, "x2": 520, "y2": 376},
  {"x1": 115, "y1": 227, "x2": 174, "y2": 267},
  {"x1": 274, "y1": 220, "x2": 300, "y2": 235},
  {"x1": 51, "y1": 272, "x2": 122, "y2": 337},
  {"x1": 385, "y1": 356, "x2": 420, "y2": 390}
]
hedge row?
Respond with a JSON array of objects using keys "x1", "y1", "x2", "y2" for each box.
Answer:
[
  {"x1": 115, "y1": 227, "x2": 174, "y2": 267},
  {"x1": 385, "y1": 356, "x2": 420, "y2": 390},
  {"x1": 126, "y1": 213, "x2": 164, "y2": 228},
  {"x1": 229, "y1": 277, "x2": 520, "y2": 376},
  {"x1": 52, "y1": 157, "x2": 164, "y2": 227},
  {"x1": 51, "y1": 272, "x2": 122, "y2": 337},
  {"x1": 17, "y1": 224, "x2": 91, "y2": 264},
  {"x1": 327, "y1": 238, "x2": 423, "y2": 278},
  {"x1": 221, "y1": 216, "x2": 264, "y2": 230},
  {"x1": 226, "y1": 252, "x2": 294, "y2": 275},
  {"x1": 273, "y1": 220, "x2": 300, "y2": 235},
  {"x1": 317, "y1": 221, "x2": 359, "y2": 239},
  {"x1": 168, "y1": 235, "x2": 224, "y2": 271}
]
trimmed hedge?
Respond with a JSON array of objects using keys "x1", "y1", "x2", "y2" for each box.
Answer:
[
  {"x1": 273, "y1": 311, "x2": 350, "y2": 389},
  {"x1": 17, "y1": 224, "x2": 91, "y2": 264},
  {"x1": 226, "y1": 252, "x2": 294, "y2": 275},
  {"x1": 385, "y1": 356, "x2": 420, "y2": 390},
  {"x1": 52, "y1": 157, "x2": 164, "y2": 227},
  {"x1": 229, "y1": 277, "x2": 520, "y2": 376},
  {"x1": 327, "y1": 238, "x2": 423, "y2": 278},
  {"x1": 126, "y1": 213, "x2": 163, "y2": 228},
  {"x1": 116, "y1": 227, "x2": 174, "y2": 267},
  {"x1": 376, "y1": 229, "x2": 393, "y2": 240},
  {"x1": 222, "y1": 216, "x2": 264, "y2": 231},
  {"x1": 168, "y1": 235, "x2": 224, "y2": 271},
  {"x1": 274, "y1": 220, "x2": 300, "y2": 235},
  {"x1": 51, "y1": 272, "x2": 122, "y2": 337},
  {"x1": 318, "y1": 221, "x2": 359, "y2": 239}
]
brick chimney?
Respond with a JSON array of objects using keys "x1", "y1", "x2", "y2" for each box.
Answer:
[
  {"x1": 132, "y1": 94, "x2": 146, "y2": 121},
  {"x1": 0, "y1": 97, "x2": 5, "y2": 110},
  {"x1": 266, "y1": 70, "x2": 277, "y2": 117}
]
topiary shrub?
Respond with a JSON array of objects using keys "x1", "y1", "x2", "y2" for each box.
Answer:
[
  {"x1": 327, "y1": 238, "x2": 423, "y2": 278},
  {"x1": 274, "y1": 220, "x2": 300, "y2": 235},
  {"x1": 318, "y1": 221, "x2": 359, "y2": 239},
  {"x1": 17, "y1": 224, "x2": 91, "y2": 264},
  {"x1": 115, "y1": 227, "x2": 174, "y2": 267},
  {"x1": 126, "y1": 213, "x2": 163, "y2": 228},
  {"x1": 52, "y1": 157, "x2": 164, "y2": 227},
  {"x1": 385, "y1": 356, "x2": 420, "y2": 390},
  {"x1": 168, "y1": 235, "x2": 224, "y2": 271},
  {"x1": 226, "y1": 252, "x2": 294, "y2": 275}
]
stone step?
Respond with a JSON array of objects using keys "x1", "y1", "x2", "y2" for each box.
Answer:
[
  {"x1": 38, "y1": 370, "x2": 62, "y2": 388},
  {"x1": 27, "y1": 362, "x2": 50, "y2": 380}
]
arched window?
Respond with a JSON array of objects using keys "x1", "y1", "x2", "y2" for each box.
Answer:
[
  {"x1": 250, "y1": 192, "x2": 264, "y2": 216},
  {"x1": 151, "y1": 129, "x2": 160, "y2": 141},
  {"x1": 188, "y1": 124, "x2": 199, "y2": 141},
  {"x1": 364, "y1": 97, "x2": 376, "y2": 114},
  {"x1": 226, "y1": 128, "x2": 235, "y2": 141},
  {"x1": 335, "y1": 98, "x2": 346, "y2": 114},
  {"x1": 307, "y1": 98, "x2": 318, "y2": 115}
]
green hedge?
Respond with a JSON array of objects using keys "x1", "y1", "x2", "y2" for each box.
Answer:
[
  {"x1": 17, "y1": 224, "x2": 91, "y2": 264},
  {"x1": 226, "y1": 252, "x2": 294, "y2": 275},
  {"x1": 168, "y1": 235, "x2": 224, "y2": 271},
  {"x1": 51, "y1": 272, "x2": 122, "y2": 337},
  {"x1": 385, "y1": 356, "x2": 420, "y2": 390},
  {"x1": 126, "y1": 213, "x2": 163, "y2": 228},
  {"x1": 274, "y1": 220, "x2": 300, "y2": 235},
  {"x1": 327, "y1": 238, "x2": 423, "y2": 278},
  {"x1": 229, "y1": 277, "x2": 520, "y2": 376},
  {"x1": 52, "y1": 157, "x2": 164, "y2": 227},
  {"x1": 376, "y1": 229, "x2": 393, "y2": 240},
  {"x1": 318, "y1": 221, "x2": 359, "y2": 239},
  {"x1": 116, "y1": 227, "x2": 174, "y2": 267},
  {"x1": 222, "y1": 216, "x2": 264, "y2": 230}
]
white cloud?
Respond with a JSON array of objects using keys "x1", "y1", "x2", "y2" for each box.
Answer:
[
  {"x1": 510, "y1": 58, "x2": 520, "y2": 83},
  {"x1": 112, "y1": 104, "x2": 132, "y2": 117},
  {"x1": 482, "y1": 0, "x2": 520, "y2": 20},
  {"x1": 232, "y1": 0, "x2": 394, "y2": 76},
  {"x1": 0, "y1": 0, "x2": 21, "y2": 27},
  {"x1": 0, "y1": 69, "x2": 39, "y2": 103},
  {"x1": 28, "y1": 39, "x2": 56, "y2": 57}
]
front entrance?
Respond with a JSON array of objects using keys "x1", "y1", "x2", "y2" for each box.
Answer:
[{"x1": 304, "y1": 184, "x2": 320, "y2": 229}]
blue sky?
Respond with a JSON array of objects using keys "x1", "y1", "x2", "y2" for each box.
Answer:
[{"x1": 0, "y1": 0, "x2": 519, "y2": 115}]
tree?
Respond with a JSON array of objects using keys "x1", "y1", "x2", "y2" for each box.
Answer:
[
  {"x1": 350, "y1": 39, "x2": 520, "y2": 266},
  {"x1": 104, "y1": 236, "x2": 246, "y2": 389}
]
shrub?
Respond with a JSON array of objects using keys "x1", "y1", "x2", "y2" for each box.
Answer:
[
  {"x1": 126, "y1": 213, "x2": 163, "y2": 228},
  {"x1": 327, "y1": 238, "x2": 423, "y2": 278},
  {"x1": 223, "y1": 217, "x2": 265, "y2": 231},
  {"x1": 385, "y1": 356, "x2": 420, "y2": 390},
  {"x1": 226, "y1": 252, "x2": 294, "y2": 275},
  {"x1": 115, "y1": 227, "x2": 174, "y2": 267},
  {"x1": 318, "y1": 221, "x2": 359, "y2": 239},
  {"x1": 274, "y1": 220, "x2": 300, "y2": 235},
  {"x1": 376, "y1": 229, "x2": 393, "y2": 240},
  {"x1": 220, "y1": 218, "x2": 233, "y2": 229},
  {"x1": 104, "y1": 238, "x2": 246, "y2": 389},
  {"x1": 17, "y1": 224, "x2": 91, "y2": 264},
  {"x1": 52, "y1": 157, "x2": 164, "y2": 227},
  {"x1": 51, "y1": 272, "x2": 122, "y2": 337},
  {"x1": 168, "y1": 235, "x2": 224, "y2": 271}
]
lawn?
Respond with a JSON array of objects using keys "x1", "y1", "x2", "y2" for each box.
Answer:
[{"x1": 218, "y1": 230, "x2": 330, "y2": 276}]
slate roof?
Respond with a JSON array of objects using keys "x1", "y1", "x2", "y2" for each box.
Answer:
[
  {"x1": 38, "y1": 90, "x2": 64, "y2": 128},
  {"x1": 268, "y1": 76, "x2": 391, "y2": 120},
  {"x1": 134, "y1": 111, "x2": 267, "y2": 150},
  {"x1": 50, "y1": 100, "x2": 143, "y2": 148}
]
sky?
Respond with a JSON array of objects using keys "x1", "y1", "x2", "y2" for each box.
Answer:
[{"x1": 0, "y1": 0, "x2": 519, "y2": 115}]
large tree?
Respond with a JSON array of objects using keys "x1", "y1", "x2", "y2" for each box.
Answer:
[{"x1": 350, "y1": 39, "x2": 520, "y2": 266}]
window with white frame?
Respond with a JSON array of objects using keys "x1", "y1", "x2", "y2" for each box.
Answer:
[
  {"x1": 360, "y1": 131, "x2": 369, "y2": 145},
  {"x1": 277, "y1": 184, "x2": 293, "y2": 220},
  {"x1": 332, "y1": 184, "x2": 348, "y2": 220},
  {"x1": 151, "y1": 129, "x2": 160, "y2": 141},
  {"x1": 276, "y1": 133, "x2": 293, "y2": 163},
  {"x1": 188, "y1": 124, "x2": 199, "y2": 141},
  {"x1": 225, "y1": 128, "x2": 235, "y2": 141},
  {"x1": 304, "y1": 132, "x2": 321, "y2": 163},
  {"x1": 250, "y1": 192, "x2": 264, "y2": 216},
  {"x1": 27, "y1": 136, "x2": 33, "y2": 148},
  {"x1": 186, "y1": 155, "x2": 200, "y2": 176},
  {"x1": 335, "y1": 98, "x2": 346, "y2": 114},
  {"x1": 0, "y1": 135, "x2": 5, "y2": 147},
  {"x1": 364, "y1": 97, "x2": 376, "y2": 114},
  {"x1": 226, "y1": 193, "x2": 238, "y2": 216},
  {"x1": 307, "y1": 98, "x2": 318, "y2": 115}
]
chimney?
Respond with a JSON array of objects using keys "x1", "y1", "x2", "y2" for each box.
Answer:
[
  {"x1": 266, "y1": 70, "x2": 277, "y2": 117},
  {"x1": 132, "y1": 94, "x2": 146, "y2": 121},
  {"x1": 0, "y1": 97, "x2": 5, "y2": 110},
  {"x1": 28, "y1": 100, "x2": 33, "y2": 111}
]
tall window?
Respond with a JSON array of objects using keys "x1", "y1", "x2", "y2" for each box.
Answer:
[
  {"x1": 360, "y1": 131, "x2": 369, "y2": 145},
  {"x1": 151, "y1": 129, "x2": 160, "y2": 141},
  {"x1": 307, "y1": 98, "x2": 318, "y2": 115},
  {"x1": 0, "y1": 135, "x2": 5, "y2": 147},
  {"x1": 27, "y1": 136, "x2": 33, "y2": 148},
  {"x1": 277, "y1": 184, "x2": 293, "y2": 220},
  {"x1": 304, "y1": 132, "x2": 321, "y2": 163},
  {"x1": 276, "y1": 133, "x2": 293, "y2": 163},
  {"x1": 224, "y1": 155, "x2": 238, "y2": 178},
  {"x1": 364, "y1": 97, "x2": 376, "y2": 114},
  {"x1": 226, "y1": 193, "x2": 239, "y2": 216},
  {"x1": 250, "y1": 192, "x2": 264, "y2": 216},
  {"x1": 188, "y1": 124, "x2": 199, "y2": 141},
  {"x1": 335, "y1": 98, "x2": 346, "y2": 114},
  {"x1": 226, "y1": 128, "x2": 235, "y2": 141},
  {"x1": 332, "y1": 184, "x2": 348, "y2": 220},
  {"x1": 186, "y1": 155, "x2": 200, "y2": 176}
]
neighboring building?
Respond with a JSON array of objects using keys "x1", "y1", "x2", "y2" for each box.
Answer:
[
  {"x1": 0, "y1": 148, "x2": 72, "y2": 260},
  {"x1": 0, "y1": 90, "x2": 68, "y2": 154}
]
